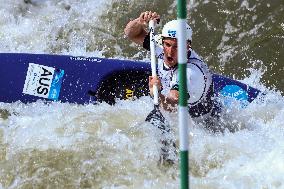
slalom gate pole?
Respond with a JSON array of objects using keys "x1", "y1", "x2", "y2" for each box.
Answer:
[{"x1": 177, "y1": 0, "x2": 189, "y2": 189}]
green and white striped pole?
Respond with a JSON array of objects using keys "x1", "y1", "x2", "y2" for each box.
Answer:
[{"x1": 177, "y1": 0, "x2": 189, "y2": 189}]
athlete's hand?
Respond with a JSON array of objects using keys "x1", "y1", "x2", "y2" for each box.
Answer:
[
  {"x1": 138, "y1": 11, "x2": 160, "y2": 25},
  {"x1": 149, "y1": 76, "x2": 162, "y2": 96}
]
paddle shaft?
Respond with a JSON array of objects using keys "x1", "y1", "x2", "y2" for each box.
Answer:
[{"x1": 149, "y1": 20, "x2": 159, "y2": 105}]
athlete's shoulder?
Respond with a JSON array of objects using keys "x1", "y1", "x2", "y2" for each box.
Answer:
[
  {"x1": 189, "y1": 49, "x2": 202, "y2": 60},
  {"x1": 188, "y1": 50, "x2": 210, "y2": 70},
  {"x1": 188, "y1": 49, "x2": 206, "y2": 64}
]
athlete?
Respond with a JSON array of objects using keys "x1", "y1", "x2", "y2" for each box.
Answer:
[{"x1": 124, "y1": 11, "x2": 216, "y2": 119}]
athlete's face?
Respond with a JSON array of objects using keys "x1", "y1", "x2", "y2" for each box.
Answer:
[{"x1": 163, "y1": 38, "x2": 178, "y2": 68}]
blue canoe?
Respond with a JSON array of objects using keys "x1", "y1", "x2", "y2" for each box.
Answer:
[{"x1": 0, "y1": 53, "x2": 261, "y2": 107}]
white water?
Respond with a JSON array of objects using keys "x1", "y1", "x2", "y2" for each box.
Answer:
[
  {"x1": 0, "y1": 0, "x2": 109, "y2": 56},
  {"x1": 1, "y1": 0, "x2": 284, "y2": 188}
]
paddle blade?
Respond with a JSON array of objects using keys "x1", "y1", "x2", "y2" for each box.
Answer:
[
  {"x1": 145, "y1": 105, "x2": 170, "y2": 133},
  {"x1": 145, "y1": 105, "x2": 177, "y2": 164}
]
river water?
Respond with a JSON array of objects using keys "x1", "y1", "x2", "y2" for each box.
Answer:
[{"x1": 0, "y1": 0, "x2": 284, "y2": 188}]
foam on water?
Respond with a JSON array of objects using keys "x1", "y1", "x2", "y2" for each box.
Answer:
[
  {"x1": 1, "y1": 68, "x2": 284, "y2": 188},
  {"x1": 0, "y1": 0, "x2": 110, "y2": 56},
  {"x1": 0, "y1": 97, "x2": 179, "y2": 188}
]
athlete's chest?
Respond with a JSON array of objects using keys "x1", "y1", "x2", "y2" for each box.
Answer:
[{"x1": 157, "y1": 60, "x2": 178, "y2": 93}]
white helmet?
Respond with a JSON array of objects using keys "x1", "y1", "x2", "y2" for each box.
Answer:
[{"x1": 161, "y1": 20, "x2": 192, "y2": 41}]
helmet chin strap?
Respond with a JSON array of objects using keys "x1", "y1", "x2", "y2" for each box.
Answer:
[{"x1": 187, "y1": 47, "x2": 192, "y2": 59}]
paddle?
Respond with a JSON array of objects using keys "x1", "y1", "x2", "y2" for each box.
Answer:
[
  {"x1": 145, "y1": 20, "x2": 175, "y2": 164},
  {"x1": 145, "y1": 20, "x2": 170, "y2": 133}
]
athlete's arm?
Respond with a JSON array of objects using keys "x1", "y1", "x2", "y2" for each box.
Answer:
[
  {"x1": 159, "y1": 90, "x2": 179, "y2": 112},
  {"x1": 124, "y1": 11, "x2": 160, "y2": 46}
]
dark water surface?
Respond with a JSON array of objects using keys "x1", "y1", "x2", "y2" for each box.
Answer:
[{"x1": 102, "y1": 0, "x2": 284, "y2": 92}]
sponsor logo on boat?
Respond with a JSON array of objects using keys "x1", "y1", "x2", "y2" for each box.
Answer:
[
  {"x1": 125, "y1": 88, "x2": 134, "y2": 100},
  {"x1": 23, "y1": 63, "x2": 64, "y2": 100},
  {"x1": 220, "y1": 85, "x2": 249, "y2": 108}
]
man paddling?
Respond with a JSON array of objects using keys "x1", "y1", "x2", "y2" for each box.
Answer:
[{"x1": 124, "y1": 11, "x2": 217, "y2": 120}]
